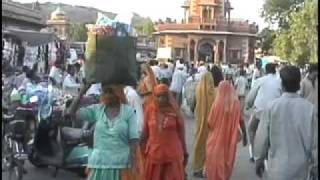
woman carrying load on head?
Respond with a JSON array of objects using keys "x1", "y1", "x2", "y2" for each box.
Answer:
[
  {"x1": 66, "y1": 83, "x2": 140, "y2": 180},
  {"x1": 141, "y1": 84, "x2": 188, "y2": 180}
]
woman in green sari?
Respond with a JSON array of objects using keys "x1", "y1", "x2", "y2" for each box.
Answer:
[{"x1": 67, "y1": 83, "x2": 140, "y2": 180}]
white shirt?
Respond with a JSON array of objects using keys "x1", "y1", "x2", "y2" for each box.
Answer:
[
  {"x1": 151, "y1": 65, "x2": 161, "y2": 80},
  {"x1": 197, "y1": 65, "x2": 207, "y2": 74},
  {"x1": 166, "y1": 62, "x2": 174, "y2": 74},
  {"x1": 124, "y1": 86, "x2": 144, "y2": 135},
  {"x1": 255, "y1": 93, "x2": 318, "y2": 180},
  {"x1": 86, "y1": 83, "x2": 102, "y2": 96},
  {"x1": 235, "y1": 76, "x2": 248, "y2": 97},
  {"x1": 170, "y1": 69, "x2": 188, "y2": 93},
  {"x1": 251, "y1": 68, "x2": 264, "y2": 88},
  {"x1": 246, "y1": 74, "x2": 282, "y2": 119},
  {"x1": 62, "y1": 74, "x2": 80, "y2": 96},
  {"x1": 49, "y1": 66, "x2": 63, "y2": 85}
]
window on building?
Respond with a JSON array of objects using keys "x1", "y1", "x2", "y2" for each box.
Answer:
[{"x1": 231, "y1": 50, "x2": 241, "y2": 60}]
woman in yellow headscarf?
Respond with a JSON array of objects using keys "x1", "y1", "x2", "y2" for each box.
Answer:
[{"x1": 192, "y1": 72, "x2": 216, "y2": 177}]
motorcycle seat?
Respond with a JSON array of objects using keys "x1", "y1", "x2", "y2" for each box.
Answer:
[{"x1": 61, "y1": 127, "x2": 83, "y2": 142}]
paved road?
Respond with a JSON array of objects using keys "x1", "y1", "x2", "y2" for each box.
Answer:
[{"x1": 2, "y1": 102, "x2": 259, "y2": 180}]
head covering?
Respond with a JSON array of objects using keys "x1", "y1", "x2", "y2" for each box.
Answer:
[
  {"x1": 154, "y1": 84, "x2": 169, "y2": 96},
  {"x1": 100, "y1": 84, "x2": 127, "y2": 105},
  {"x1": 139, "y1": 63, "x2": 158, "y2": 95},
  {"x1": 213, "y1": 81, "x2": 238, "y2": 114},
  {"x1": 141, "y1": 63, "x2": 157, "y2": 86}
]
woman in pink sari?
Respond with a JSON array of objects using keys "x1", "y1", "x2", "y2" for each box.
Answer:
[{"x1": 205, "y1": 81, "x2": 247, "y2": 180}]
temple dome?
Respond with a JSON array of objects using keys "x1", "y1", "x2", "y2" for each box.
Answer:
[{"x1": 50, "y1": 6, "x2": 67, "y2": 20}]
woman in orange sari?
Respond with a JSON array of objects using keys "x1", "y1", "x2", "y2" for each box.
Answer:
[
  {"x1": 141, "y1": 84, "x2": 188, "y2": 180},
  {"x1": 138, "y1": 63, "x2": 158, "y2": 108},
  {"x1": 205, "y1": 81, "x2": 247, "y2": 180}
]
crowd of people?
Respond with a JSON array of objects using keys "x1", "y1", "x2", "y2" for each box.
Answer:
[{"x1": 6, "y1": 57, "x2": 318, "y2": 180}]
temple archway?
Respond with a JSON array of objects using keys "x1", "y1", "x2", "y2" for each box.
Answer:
[
  {"x1": 197, "y1": 39, "x2": 216, "y2": 63},
  {"x1": 198, "y1": 42, "x2": 213, "y2": 62}
]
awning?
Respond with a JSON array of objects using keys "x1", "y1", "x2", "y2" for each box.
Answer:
[{"x1": 2, "y1": 28, "x2": 59, "y2": 46}]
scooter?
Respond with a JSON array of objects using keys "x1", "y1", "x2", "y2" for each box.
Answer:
[{"x1": 27, "y1": 86, "x2": 94, "y2": 178}]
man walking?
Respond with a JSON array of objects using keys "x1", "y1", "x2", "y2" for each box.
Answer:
[
  {"x1": 246, "y1": 63, "x2": 282, "y2": 162},
  {"x1": 170, "y1": 64, "x2": 188, "y2": 107},
  {"x1": 300, "y1": 64, "x2": 318, "y2": 109},
  {"x1": 255, "y1": 65, "x2": 318, "y2": 180}
]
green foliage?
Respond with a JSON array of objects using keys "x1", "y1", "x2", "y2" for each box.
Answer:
[
  {"x1": 134, "y1": 18, "x2": 155, "y2": 36},
  {"x1": 270, "y1": 0, "x2": 318, "y2": 64},
  {"x1": 261, "y1": 0, "x2": 304, "y2": 29},
  {"x1": 273, "y1": 30, "x2": 294, "y2": 62},
  {"x1": 259, "y1": 28, "x2": 276, "y2": 55},
  {"x1": 69, "y1": 23, "x2": 88, "y2": 42}
]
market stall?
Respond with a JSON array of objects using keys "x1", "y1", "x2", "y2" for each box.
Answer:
[{"x1": 2, "y1": 28, "x2": 59, "y2": 74}]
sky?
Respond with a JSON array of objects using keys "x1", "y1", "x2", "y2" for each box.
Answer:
[{"x1": 15, "y1": 0, "x2": 267, "y2": 29}]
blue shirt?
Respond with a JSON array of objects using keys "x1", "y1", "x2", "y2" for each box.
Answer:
[{"x1": 79, "y1": 104, "x2": 139, "y2": 169}]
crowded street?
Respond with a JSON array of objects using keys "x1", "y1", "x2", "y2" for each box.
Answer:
[{"x1": 3, "y1": 107, "x2": 258, "y2": 180}]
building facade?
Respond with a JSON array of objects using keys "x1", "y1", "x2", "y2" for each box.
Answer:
[
  {"x1": 2, "y1": 0, "x2": 46, "y2": 31},
  {"x1": 153, "y1": 0, "x2": 258, "y2": 64}
]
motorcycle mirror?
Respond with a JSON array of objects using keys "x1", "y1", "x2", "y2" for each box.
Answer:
[{"x1": 30, "y1": 96, "x2": 39, "y2": 103}]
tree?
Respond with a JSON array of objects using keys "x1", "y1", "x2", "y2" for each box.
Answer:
[
  {"x1": 259, "y1": 28, "x2": 276, "y2": 55},
  {"x1": 142, "y1": 19, "x2": 155, "y2": 35},
  {"x1": 69, "y1": 23, "x2": 88, "y2": 42},
  {"x1": 273, "y1": 30, "x2": 293, "y2": 61},
  {"x1": 261, "y1": 0, "x2": 304, "y2": 29},
  {"x1": 272, "y1": 0, "x2": 318, "y2": 64},
  {"x1": 134, "y1": 18, "x2": 155, "y2": 36}
]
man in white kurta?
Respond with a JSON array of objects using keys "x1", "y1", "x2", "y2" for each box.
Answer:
[
  {"x1": 254, "y1": 66, "x2": 318, "y2": 180},
  {"x1": 124, "y1": 86, "x2": 144, "y2": 135},
  {"x1": 170, "y1": 64, "x2": 188, "y2": 106},
  {"x1": 246, "y1": 63, "x2": 282, "y2": 161},
  {"x1": 62, "y1": 65, "x2": 80, "y2": 96}
]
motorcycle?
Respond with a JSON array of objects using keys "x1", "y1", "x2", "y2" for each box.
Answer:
[
  {"x1": 28, "y1": 85, "x2": 94, "y2": 178},
  {"x1": 2, "y1": 108, "x2": 29, "y2": 180}
]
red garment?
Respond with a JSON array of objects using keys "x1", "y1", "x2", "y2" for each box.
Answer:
[
  {"x1": 142, "y1": 84, "x2": 186, "y2": 180},
  {"x1": 205, "y1": 81, "x2": 241, "y2": 180}
]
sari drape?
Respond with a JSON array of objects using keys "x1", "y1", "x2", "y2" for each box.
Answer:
[
  {"x1": 142, "y1": 84, "x2": 186, "y2": 180},
  {"x1": 205, "y1": 81, "x2": 241, "y2": 180},
  {"x1": 138, "y1": 64, "x2": 158, "y2": 108},
  {"x1": 192, "y1": 72, "x2": 216, "y2": 172}
]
